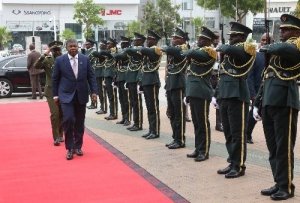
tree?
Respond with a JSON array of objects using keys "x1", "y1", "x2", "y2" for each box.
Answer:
[
  {"x1": 0, "y1": 26, "x2": 12, "y2": 50},
  {"x1": 196, "y1": 0, "x2": 264, "y2": 23},
  {"x1": 73, "y1": 0, "x2": 104, "y2": 39},
  {"x1": 293, "y1": 0, "x2": 300, "y2": 18},
  {"x1": 60, "y1": 29, "x2": 76, "y2": 41},
  {"x1": 192, "y1": 17, "x2": 205, "y2": 37},
  {"x1": 127, "y1": 21, "x2": 142, "y2": 38},
  {"x1": 142, "y1": 0, "x2": 181, "y2": 39}
]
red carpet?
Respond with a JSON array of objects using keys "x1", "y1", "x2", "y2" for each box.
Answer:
[{"x1": 0, "y1": 102, "x2": 184, "y2": 203}]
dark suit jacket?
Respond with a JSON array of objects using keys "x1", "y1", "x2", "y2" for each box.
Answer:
[
  {"x1": 52, "y1": 53, "x2": 98, "y2": 104},
  {"x1": 27, "y1": 50, "x2": 42, "y2": 75}
]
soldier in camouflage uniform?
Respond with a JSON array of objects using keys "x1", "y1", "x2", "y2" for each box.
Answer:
[
  {"x1": 35, "y1": 41, "x2": 64, "y2": 146},
  {"x1": 164, "y1": 28, "x2": 189, "y2": 149},
  {"x1": 94, "y1": 40, "x2": 108, "y2": 115},
  {"x1": 254, "y1": 14, "x2": 300, "y2": 201},
  {"x1": 114, "y1": 36, "x2": 131, "y2": 126},
  {"x1": 185, "y1": 27, "x2": 217, "y2": 161},
  {"x1": 139, "y1": 30, "x2": 162, "y2": 139},
  {"x1": 215, "y1": 22, "x2": 256, "y2": 178},
  {"x1": 124, "y1": 32, "x2": 145, "y2": 131}
]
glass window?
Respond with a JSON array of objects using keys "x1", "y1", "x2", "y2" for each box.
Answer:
[
  {"x1": 205, "y1": 17, "x2": 215, "y2": 29},
  {"x1": 13, "y1": 56, "x2": 27, "y2": 67},
  {"x1": 65, "y1": 23, "x2": 82, "y2": 39},
  {"x1": 182, "y1": 0, "x2": 193, "y2": 10}
]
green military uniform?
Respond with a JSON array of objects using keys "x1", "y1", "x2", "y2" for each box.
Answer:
[
  {"x1": 254, "y1": 14, "x2": 300, "y2": 199},
  {"x1": 216, "y1": 22, "x2": 256, "y2": 178},
  {"x1": 94, "y1": 40, "x2": 108, "y2": 115},
  {"x1": 114, "y1": 36, "x2": 130, "y2": 125},
  {"x1": 165, "y1": 27, "x2": 189, "y2": 148},
  {"x1": 82, "y1": 39, "x2": 98, "y2": 109},
  {"x1": 185, "y1": 27, "x2": 217, "y2": 160},
  {"x1": 102, "y1": 38, "x2": 118, "y2": 120},
  {"x1": 123, "y1": 32, "x2": 145, "y2": 131},
  {"x1": 140, "y1": 30, "x2": 162, "y2": 139},
  {"x1": 35, "y1": 41, "x2": 63, "y2": 145}
]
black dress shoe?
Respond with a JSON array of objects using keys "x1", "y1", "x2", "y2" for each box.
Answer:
[
  {"x1": 146, "y1": 133, "x2": 159, "y2": 139},
  {"x1": 194, "y1": 154, "x2": 209, "y2": 162},
  {"x1": 116, "y1": 119, "x2": 125, "y2": 124},
  {"x1": 261, "y1": 185, "x2": 279, "y2": 196},
  {"x1": 123, "y1": 120, "x2": 131, "y2": 126},
  {"x1": 215, "y1": 125, "x2": 223, "y2": 132},
  {"x1": 96, "y1": 109, "x2": 106, "y2": 114},
  {"x1": 225, "y1": 168, "x2": 245, "y2": 179},
  {"x1": 105, "y1": 115, "x2": 118, "y2": 120},
  {"x1": 270, "y1": 190, "x2": 294, "y2": 200},
  {"x1": 142, "y1": 132, "x2": 151, "y2": 138},
  {"x1": 187, "y1": 150, "x2": 199, "y2": 158},
  {"x1": 74, "y1": 149, "x2": 83, "y2": 156},
  {"x1": 168, "y1": 142, "x2": 185, "y2": 149},
  {"x1": 27, "y1": 97, "x2": 37, "y2": 100},
  {"x1": 165, "y1": 140, "x2": 175, "y2": 147},
  {"x1": 66, "y1": 150, "x2": 73, "y2": 160},
  {"x1": 217, "y1": 165, "x2": 232, "y2": 174},
  {"x1": 129, "y1": 126, "x2": 142, "y2": 131},
  {"x1": 53, "y1": 139, "x2": 60, "y2": 146},
  {"x1": 247, "y1": 138, "x2": 254, "y2": 144}
]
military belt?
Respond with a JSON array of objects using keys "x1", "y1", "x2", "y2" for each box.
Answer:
[
  {"x1": 219, "y1": 69, "x2": 237, "y2": 74},
  {"x1": 265, "y1": 71, "x2": 290, "y2": 79}
]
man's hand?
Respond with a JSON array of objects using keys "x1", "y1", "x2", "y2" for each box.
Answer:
[
  {"x1": 253, "y1": 106, "x2": 262, "y2": 121},
  {"x1": 183, "y1": 97, "x2": 190, "y2": 105},
  {"x1": 44, "y1": 48, "x2": 51, "y2": 56},
  {"x1": 53, "y1": 97, "x2": 59, "y2": 105},
  {"x1": 124, "y1": 82, "x2": 128, "y2": 90},
  {"x1": 137, "y1": 84, "x2": 143, "y2": 94},
  {"x1": 211, "y1": 97, "x2": 219, "y2": 109},
  {"x1": 91, "y1": 93, "x2": 97, "y2": 102}
]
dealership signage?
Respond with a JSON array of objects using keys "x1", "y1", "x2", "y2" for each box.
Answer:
[
  {"x1": 100, "y1": 9, "x2": 122, "y2": 16},
  {"x1": 12, "y1": 9, "x2": 52, "y2": 16},
  {"x1": 269, "y1": 7, "x2": 292, "y2": 13}
]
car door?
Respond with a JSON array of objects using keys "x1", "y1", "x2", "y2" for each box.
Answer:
[{"x1": 4, "y1": 56, "x2": 31, "y2": 90}]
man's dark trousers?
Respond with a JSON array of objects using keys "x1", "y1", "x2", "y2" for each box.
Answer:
[{"x1": 128, "y1": 82, "x2": 143, "y2": 128}]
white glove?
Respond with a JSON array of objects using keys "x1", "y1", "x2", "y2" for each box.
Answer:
[
  {"x1": 137, "y1": 84, "x2": 143, "y2": 94},
  {"x1": 112, "y1": 82, "x2": 117, "y2": 89},
  {"x1": 211, "y1": 97, "x2": 219, "y2": 109},
  {"x1": 124, "y1": 82, "x2": 128, "y2": 90},
  {"x1": 253, "y1": 106, "x2": 262, "y2": 121},
  {"x1": 183, "y1": 97, "x2": 189, "y2": 105}
]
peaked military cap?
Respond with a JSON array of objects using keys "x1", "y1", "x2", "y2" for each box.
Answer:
[
  {"x1": 228, "y1": 22, "x2": 252, "y2": 36},
  {"x1": 133, "y1": 32, "x2": 146, "y2": 41},
  {"x1": 48, "y1": 40, "x2": 63, "y2": 49},
  {"x1": 198, "y1": 26, "x2": 217, "y2": 40},
  {"x1": 86, "y1": 39, "x2": 95, "y2": 45},
  {"x1": 107, "y1": 38, "x2": 118, "y2": 45},
  {"x1": 147, "y1": 30, "x2": 161, "y2": 41},
  {"x1": 172, "y1": 27, "x2": 186, "y2": 39},
  {"x1": 120, "y1": 36, "x2": 131, "y2": 43},
  {"x1": 280, "y1": 14, "x2": 300, "y2": 30}
]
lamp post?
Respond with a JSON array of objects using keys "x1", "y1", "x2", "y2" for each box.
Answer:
[{"x1": 49, "y1": 15, "x2": 57, "y2": 41}]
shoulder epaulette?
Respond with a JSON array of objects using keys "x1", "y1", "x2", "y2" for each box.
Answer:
[
  {"x1": 202, "y1": 46, "x2": 217, "y2": 60},
  {"x1": 244, "y1": 42, "x2": 256, "y2": 56}
]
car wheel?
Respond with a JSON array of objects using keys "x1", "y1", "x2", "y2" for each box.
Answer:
[{"x1": 0, "y1": 78, "x2": 13, "y2": 98}]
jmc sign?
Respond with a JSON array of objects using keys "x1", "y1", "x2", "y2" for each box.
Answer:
[{"x1": 100, "y1": 9, "x2": 122, "y2": 16}]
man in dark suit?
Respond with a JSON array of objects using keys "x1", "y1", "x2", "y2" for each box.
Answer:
[
  {"x1": 216, "y1": 22, "x2": 256, "y2": 178},
  {"x1": 27, "y1": 43, "x2": 43, "y2": 99},
  {"x1": 254, "y1": 14, "x2": 300, "y2": 200},
  {"x1": 52, "y1": 39, "x2": 98, "y2": 160}
]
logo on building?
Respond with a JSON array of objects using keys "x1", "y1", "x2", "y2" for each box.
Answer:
[
  {"x1": 12, "y1": 10, "x2": 21, "y2": 15},
  {"x1": 100, "y1": 9, "x2": 122, "y2": 16}
]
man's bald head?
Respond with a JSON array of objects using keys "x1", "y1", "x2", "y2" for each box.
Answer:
[{"x1": 260, "y1": 33, "x2": 274, "y2": 46}]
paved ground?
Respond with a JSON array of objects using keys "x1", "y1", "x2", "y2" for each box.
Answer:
[{"x1": 2, "y1": 67, "x2": 300, "y2": 203}]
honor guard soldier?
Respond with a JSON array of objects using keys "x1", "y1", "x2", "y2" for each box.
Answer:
[
  {"x1": 93, "y1": 40, "x2": 108, "y2": 115},
  {"x1": 139, "y1": 30, "x2": 162, "y2": 139},
  {"x1": 82, "y1": 39, "x2": 98, "y2": 109},
  {"x1": 35, "y1": 41, "x2": 64, "y2": 146},
  {"x1": 215, "y1": 22, "x2": 256, "y2": 178},
  {"x1": 114, "y1": 36, "x2": 131, "y2": 126},
  {"x1": 164, "y1": 27, "x2": 189, "y2": 149},
  {"x1": 101, "y1": 38, "x2": 118, "y2": 120},
  {"x1": 123, "y1": 32, "x2": 145, "y2": 131},
  {"x1": 253, "y1": 14, "x2": 300, "y2": 201},
  {"x1": 185, "y1": 27, "x2": 217, "y2": 161}
]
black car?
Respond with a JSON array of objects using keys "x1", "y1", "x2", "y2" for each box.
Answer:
[{"x1": 0, "y1": 55, "x2": 45, "y2": 98}]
